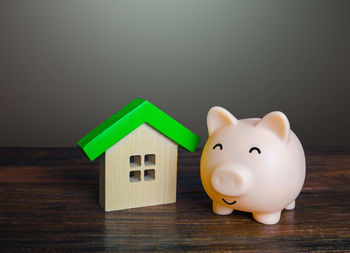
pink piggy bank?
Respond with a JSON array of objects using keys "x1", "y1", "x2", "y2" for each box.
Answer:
[{"x1": 200, "y1": 107, "x2": 306, "y2": 224}]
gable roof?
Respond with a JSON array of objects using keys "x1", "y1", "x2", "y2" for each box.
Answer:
[{"x1": 77, "y1": 98, "x2": 201, "y2": 161}]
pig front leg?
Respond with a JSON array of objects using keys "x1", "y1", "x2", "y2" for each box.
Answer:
[
  {"x1": 285, "y1": 200, "x2": 295, "y2": 210},
  {"x1": 252, "y1": 211, "x2": 281, "y2": 225},
  {"x1": 213, "y1": 201, "x2": 234, "y2": 215}
]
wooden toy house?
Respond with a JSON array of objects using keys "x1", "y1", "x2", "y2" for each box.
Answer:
[{"x1": 78, "y1": 99, "x2": 200, "y2": 211}]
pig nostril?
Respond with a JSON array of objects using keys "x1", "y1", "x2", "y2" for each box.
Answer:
[
  {"x1": 218, "y1": 175, "x2": 226, "y2": 185},
  {"x1": 215, "y1": 178, "x2": 219, "y2": 185},
  {"x1": 213, "y1": 176, "x2": 222, "y2": 186}
]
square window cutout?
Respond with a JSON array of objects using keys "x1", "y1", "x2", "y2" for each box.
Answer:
[
  {"x1": 130, "y1": 155, "x2": 141, "y2": 167},
  {"x1": 144, "y1": 154, "x2": 155, "y2": 166},
  {"x1": 130, "y1": 170, "x2": 141, "y2": 182},
  {"x1": 144, "y1": 169, "x2": 155, "y2": 181}
]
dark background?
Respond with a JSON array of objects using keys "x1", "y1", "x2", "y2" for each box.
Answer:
[{"x1": 1, "y1": 0, "x2": 349, "y2": 147}]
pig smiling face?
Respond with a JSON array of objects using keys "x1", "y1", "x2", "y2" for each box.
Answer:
[{"x1": 200, "y1": 107, "x2": 305, "y2": 224}]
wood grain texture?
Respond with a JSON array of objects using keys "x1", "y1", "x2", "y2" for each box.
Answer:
[
  {"x1": 0, "y1": 147, "x2": 349, "y2": 252},
  {"x1": 102, "y1": 123, "x2": 178, "y2": 211}
]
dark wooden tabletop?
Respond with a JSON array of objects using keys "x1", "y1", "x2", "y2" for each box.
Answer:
[{"x1": 0, "y1": 147, "x2": 349, "y2": 252}]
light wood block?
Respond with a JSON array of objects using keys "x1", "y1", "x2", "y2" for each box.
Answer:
[{"x1": 99, "y1": 123, "x2": 178, "y2": 211}]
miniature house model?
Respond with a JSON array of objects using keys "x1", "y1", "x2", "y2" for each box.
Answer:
[{"x1": 78, "y1": 99, "x2": 200, "y2": 211}]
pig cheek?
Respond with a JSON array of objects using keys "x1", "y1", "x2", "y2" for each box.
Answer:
[
  {"x1": 200, "y1": 144, "x2": 223, "y2": 201},
  {"x1": 201, "y1": 139, "x2": 221, "y2": 174}
]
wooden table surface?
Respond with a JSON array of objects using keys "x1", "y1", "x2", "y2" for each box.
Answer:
[{"x1": 0, "y1": 147, "x2": 349, "y2": 252}]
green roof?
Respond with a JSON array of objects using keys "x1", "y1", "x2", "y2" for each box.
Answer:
[{"x1": 77, "y1": 98, "x2": 201, "y2": 161}]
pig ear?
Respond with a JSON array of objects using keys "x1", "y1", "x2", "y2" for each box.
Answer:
[
  {"x1": 207, "y1": 106, "x2": 238, "y2": 135},
  {"x1": 256, "y1": 111, "x2": 290, "y2": 142}
]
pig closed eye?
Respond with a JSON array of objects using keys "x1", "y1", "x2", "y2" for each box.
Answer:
[
  {"x1": 213, "y1": 143, "x2": 223, "y2": 150},
  {"x1": 249, "y1": 147, "x2": 261, "y2": 154}
]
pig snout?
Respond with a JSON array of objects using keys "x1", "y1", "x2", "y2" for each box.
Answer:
[{"x1": 211, "y1": 164, "x2": 252, "y2": 197}]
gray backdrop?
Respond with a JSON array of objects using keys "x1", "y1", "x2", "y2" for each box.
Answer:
[{"x1": 1, "y1": 0, "x2": 349, "y2": 147}]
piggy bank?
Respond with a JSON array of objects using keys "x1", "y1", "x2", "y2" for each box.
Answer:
[{"x1": 200, "y1": 107, "x2": 306, "y2": 224}]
